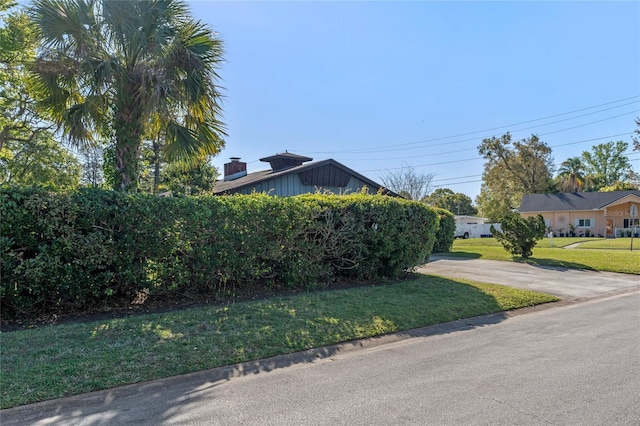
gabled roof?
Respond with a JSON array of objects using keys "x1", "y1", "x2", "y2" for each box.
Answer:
[
  {"x1": 519, "y1": 190, "x2": 640, "y2": 212},
  {"x1": 213, "y1": 158, "x2": 396, "y2": 196}
]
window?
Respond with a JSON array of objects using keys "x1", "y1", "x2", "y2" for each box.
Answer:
[
  {"x1": 576, "y1": 219, "x2": 593, "y2": 228},
  {"x1": 623, "y1": 219, "x2": 640, "y2": 228}
]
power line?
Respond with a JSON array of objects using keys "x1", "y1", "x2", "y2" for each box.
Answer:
[
  {"x1": 434, "y1": 179, "x2": 482, "y2": 188},
  {"x1": 432, "y1": 174, "x2": 481, "y2": 183},
  {"x1": 550, "y1": 133, "x2": 633, "y2": 149},
  {"x1": 402, "y1": 149, "x2": 640, "y2": 188},
  {"x1": 362, "y1": 157, "x2": 482, "y2": 173},
  {"x1": 361, "y1": 132, "x2": 636, "y2": 173},
  {"x1": 307, "y1": 95, "x2": 640, "y2": 155},
  {"x1": 338, "y1": 132, "x2": 634, "y2": 163},
  {"x1": 324, "y1": 109, "x2": 638, "y2": 160},
  {"x1": 434, "y1": 179, "x2": 483, "y2": 188},
  {"x1": 539, "y1": 112, "x2": 638, "y2": 137}
]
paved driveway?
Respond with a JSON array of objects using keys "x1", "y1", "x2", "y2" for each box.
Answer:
[{"x1": 418, "y1": 256, "x2": 640, "y2": 299}]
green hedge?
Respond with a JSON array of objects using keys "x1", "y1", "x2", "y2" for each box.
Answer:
[
  {"x1": 0, "y1": 187, "x2": 438, "y2": 320},
  {"x1": 430, "y1": 207, "x2": 455, "y2": 253}
]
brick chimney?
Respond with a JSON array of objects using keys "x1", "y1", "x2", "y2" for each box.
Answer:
[{"x1": 223, "y1": 157, "x2": 247, "y2": 181}]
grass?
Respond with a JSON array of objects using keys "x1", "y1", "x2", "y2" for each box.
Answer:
[
  {"x1": 573, "y1": 238, "x2": 639, "y2": 250},
  {"x1": 449, "y1": 238, "x2": 640, "y2": 274},
  {"x1": 0, "y1": 275, "x2": 557, "y2": 409},
  {"x1": 451, "y1": 237, "x2": 599, "y2": 248}
]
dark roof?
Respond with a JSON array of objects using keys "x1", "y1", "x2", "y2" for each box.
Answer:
[
  {"x1": 258, "y1": 152, "x2": 314, "y2": 173},
  {"x1": 259, "y1": 152, "x2": 313, "y2": 163},
  {"x1": 213, "y1": 158, "x2": 396, "y2": 196},
  {"x1": 519, "y1": 190, "x2": 640, "y2": 212}
]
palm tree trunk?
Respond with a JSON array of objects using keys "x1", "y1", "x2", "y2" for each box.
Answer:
[
  {"x1": 114, "y1": 91, "x2": 145, "y2": 192},
  {"x1": 153, "y1": 136, "x2": 162, "y2": 193}
]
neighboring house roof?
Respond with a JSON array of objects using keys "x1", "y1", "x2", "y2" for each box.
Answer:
[
  {"x1": 519, "y1": 190, "x2": 640, "y2": 212},
  {"x1": 213, "y1": 158, "x2": 396, "y2": 196}
]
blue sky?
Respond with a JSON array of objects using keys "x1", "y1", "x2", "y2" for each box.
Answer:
[{"x1": 188, "y1": 1, "x2": 640, "y2": 200}]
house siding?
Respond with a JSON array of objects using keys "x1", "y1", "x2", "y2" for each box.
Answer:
[
  {"x1": 232, "y1": 174, "x2": 376, "y2": 196},
  {"x1": 214, "y1": 158, "x2": 395, "y2": 197},
  {"x1": 519, "y1": 191, "x2": 640, "y2": 238},
  {"x1": 521, "y1": 202, "x2": 637, "y2": 237},
  {"x1": 521, "y1": 210, "x2": 603, "y2": 236}
]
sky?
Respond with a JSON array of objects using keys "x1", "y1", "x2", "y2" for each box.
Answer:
[{"x1": 187, "y1": 1, "x2": 640, "y2": 200}]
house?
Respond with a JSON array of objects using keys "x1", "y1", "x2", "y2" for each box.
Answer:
[
  {"x1": 212, "y1": 152, "x2": 396, "y2": 197},
  {"x1": 519, "y1": 190, "x2": 640, "y2": 238}
]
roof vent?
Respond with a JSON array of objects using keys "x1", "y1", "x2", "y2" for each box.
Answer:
[{"x1": 259, "y1": 152, "x2": 313, "y2": 172}]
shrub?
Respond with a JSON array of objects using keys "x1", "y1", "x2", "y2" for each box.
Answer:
[
  {"x1": 1, "y1": 188, "x2": 439, "y2": 320},
  {"x1": 430, "y1": 208, "x2": 455, "y2": 253},
  {"x1": 295, "y1": 193, "x2": 438, "y2": 279},
  {"x1": 491, "y1": 213, "x2": 546, "y2": 259}
]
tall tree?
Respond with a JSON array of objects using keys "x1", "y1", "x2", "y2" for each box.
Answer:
[
  {"x1": 581, "y1": 141, "x2": 633, "y2": 191},
  {"x1": 555, "y1": 157, "x2": 585, "y2": 193},
  {"x1": 0, "y1": 132, "x2": 81, "y2": 188},
  {"x1": 0, "y1": 0, "x2": 81, "y2": 188},
  {"x1": 474, "y1": 183, "x2": 515, "y2": 223},
  {"x1": 1, "y1": 0, "x2": 43, "y2": 152},
  {"x1": 423, "y1": 188, "x2": 477, "y2": 216},
  {"x1": 380, "y1": 163, "x2": 434, "y2": 201},
  {"x1": 30, "y1": 0, "x2": 226, "y2": 192},
  {"x1": 477, "y1": 133, "x2": 554, "y2": 220},
  {"x1": 79, "y1": 145, "x2": 105, "y2": 187}
]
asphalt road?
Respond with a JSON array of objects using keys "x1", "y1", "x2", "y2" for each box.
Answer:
[
  {"x1": 419, "y1": 257, "x2": 640, "y2": 299},
  {"x1": 3, "y1": 291, "x2": 639, "y2": 425}
]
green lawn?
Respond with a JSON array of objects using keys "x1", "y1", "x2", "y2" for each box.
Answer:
[
  {"x1": 0, "y1": 275, "x2": 557, "y2": 409},
  {"x1": 449, "y1": 238, "x2": 640, "y2": 274},
  {"x1": 572, "y1": 238, "x2": 639, "y2": 250}
]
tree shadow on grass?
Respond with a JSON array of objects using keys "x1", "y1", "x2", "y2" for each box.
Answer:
[
  {"x1": 1, "y1": 279, "x2": 512, "y2": 425},
  {"x1": 433, "y1": 251, "x2": 598, "y2": 272}
]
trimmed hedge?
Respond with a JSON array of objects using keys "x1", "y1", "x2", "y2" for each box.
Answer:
[
  {"x1": 431, "y1": 207, "x2": 455, "y2": 253},
  {"x1": 0, "y1": 187, "x2": 438, "y2": 320}
]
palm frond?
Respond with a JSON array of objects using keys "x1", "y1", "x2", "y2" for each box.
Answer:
[
  {"x1": 164, "y1": 120, "x2": 200, "y2": 164},
  {"x1": 30, "y1": 0, "x2": 96, "y2": 52},
  {"x1": 61, "y1": 100, "x2": 98, "y2": 146},
  {"x1": 83, "y1": 57, "x2": 111, "y2": 90}
]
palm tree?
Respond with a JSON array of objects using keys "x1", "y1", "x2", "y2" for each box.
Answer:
[
  {"x1": 30, "y1": 0, "x2": 226, "y2": 191},
  {"x1": 556, "y1": 157, "x2": 585, "y2": 193}
]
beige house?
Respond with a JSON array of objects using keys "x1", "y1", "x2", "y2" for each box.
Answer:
[{"x1": 519, "y1": 190, "x2": 640, "y2": 238}]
